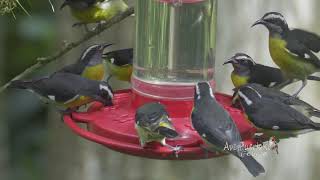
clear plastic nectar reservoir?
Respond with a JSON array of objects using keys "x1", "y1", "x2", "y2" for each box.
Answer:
[{"x1": 133, "y1": 0, "x2": 217, "y2": 99}]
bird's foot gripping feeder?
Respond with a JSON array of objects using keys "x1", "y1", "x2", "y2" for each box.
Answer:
[{"x1": 64, "y1": 0, "x2": 259, "y2": 160}]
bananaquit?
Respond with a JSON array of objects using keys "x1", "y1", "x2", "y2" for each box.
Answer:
[
  {"x1": 224, "y1": 53, "x2": 287, "y2": 89},
  {"x1": 8, "y1": 72, "x2": 113, "y2": 110},
  {"x1": 135, "y1": 102, "x2": 182, "y2": 153},
  {"x1": 58, "y1": 43, "x2": 112, "y2": 81},
  {"x1": 236, "y1": 84, "x2": 320, "y2": 139},
  {"x1": 192, "y1": 82, "x2": 265, "y2": 177},
  {"x1": 60, "y1": 0, "x2": 128, "y2": 27},
  {"x1": 103, "y1": 48, "x2": 133, "y2": 82},
  {"x1": 252, "y1": 12, "x2": 320, "y2": 97}
]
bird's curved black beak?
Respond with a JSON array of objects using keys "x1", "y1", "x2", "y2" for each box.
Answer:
[
  {"x1": 100, "y1": 43, "x2": 113, "y2": 50},
  {"x1": 251, "y1": 19, "x2": 265, "y2": 27},
  {"x1": 223, "y1": 58, "x2": 235, "y2": 65},
  {"x1": 60, "y1": 1, "x2": 68, "y2": 10}
]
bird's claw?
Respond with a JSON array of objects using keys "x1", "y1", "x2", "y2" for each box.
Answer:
[{"x1": 172, "y1": 145, "x2": 183, "y2": 158}]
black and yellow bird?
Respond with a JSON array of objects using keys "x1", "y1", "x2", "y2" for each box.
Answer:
[
  {"x1": 252, "y1": 12, "x2": 320, "y2": 96},
  {"x1": 8, "y1": 72, "x2": 113, "y2": 111},
  {"x1": 60, "y1": 0, "x2": 128, "y2": 27},
  {"x1": 191, "y1": 82, "x2": 265, "y2": 177},
  {"x1": 235, "y1": 83, "x2": 320, "y2": 119},
  {"x1": 236, "y1": 84, "x2": 320, "y2": 139},
  {"x1": 103, "y1": 48, "x2": 133, "y2": 82},
  {"x1": 224, "y1": 53, "x2": 288, "y2": 89},
  {"x1": 135, "y1": 102, "x2": 182, "y2": 154},
  {"x1": 58, "y1": 43, "x2": 112, "y2": 81}
]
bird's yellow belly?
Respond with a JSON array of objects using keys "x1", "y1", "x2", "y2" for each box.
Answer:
[
  {"x1": 70, "y1": 1, "x2": 128, "y2": 23},
  {"x1": 107, "y1": 62, "x2": 132, "y2": 82},
  {"x1": 231, "y1": 72, "x2": 249, "y2": 88},
  {"x1": 63, "y1": 96, "x2": 92, "y2": 109},
  {"x1": 269, "y1": 38, "x2": 316, "y2": 79},
  {"x1": 82, "y1": 64, "x2": 105, "y2": 81}
]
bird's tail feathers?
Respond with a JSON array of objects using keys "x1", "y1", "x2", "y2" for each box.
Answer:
[
  {"x1": 8, "y1": 80, "x2": 33, "y2": 89},
  {"x1": 310, "y1": 121, "x2": 320, "y2": 130},
  {"x1": 239, "y1": 153, "x2": 265, "y2": 177},
  {"x1": 310, "y1": 109, "x2": 320, "y2": 118},
  {"x1": 307, "y1": 76, "x2": 320, "y2": 81}
]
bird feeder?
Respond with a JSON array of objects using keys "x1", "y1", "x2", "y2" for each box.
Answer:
[{"x1": 64, "y1": 0, "x2": 258, "y2": 160}]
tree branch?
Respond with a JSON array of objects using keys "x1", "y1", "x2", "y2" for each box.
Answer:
[{"x1": 0, "y1": 7, "x2": 134, "y2": 93}]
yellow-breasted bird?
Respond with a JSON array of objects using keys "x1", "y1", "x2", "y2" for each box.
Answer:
[
  {"x1": 224, "y1": 53, "x2": 287, "y2": 89},
  {"x1": 60, "y1": 0, "x2": 128, "y2": 27},
  {"x1": 135, "y1": 102, "x2": 182, "y2": 154},
  {"x1": 103, "y1": 48, "x2": 133, "y2": 82},
  {"x1": 191, "y1": 82, "x2": 265, "y2": 177},
  {"x1": 58, "y1": 43, "x2": 112, "y2": 81},
  {"x1": 235, "y1": 83, "x2": 320, "y2": 119},
  {"x1": 8, "y1": 72, "x2": 113, "y2": 111},
  {"x1": 236, "y1": 84, "x2": 320, "y2": 139},
  {"x1": 252, "y1": 12, "x2": 320, "y2": 97}
]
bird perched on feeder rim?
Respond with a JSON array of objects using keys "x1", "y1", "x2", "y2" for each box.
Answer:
[
  {"x1": 224, "y1": 53, "x2": 288, "y2": 89},
  {"x1": 60, "y1": 0, "x2": 128, "y2": 29},
  {"x1": 252, "y1": 12, "x2": 320, "y2": 97},
  {"x1": 234, "y1": 83, "x2": 320, "y2": 119},
  {"x1": 135, "y1": 102, "x2": 182, "y2": 155},
  {"x1": 8, "y1": 72, "x2": 113, "y2": 112},
  {"x1": 191, "y1": 82, "x2": 265, "y2": 177},
  {"x1": 58, "y1": 43, "x2": 112, "y2": 81},
  {"x1": 103, "y1": 48, "x2": 133, "y2": 82},
  {"x1": 235, "y1": 84, "x2": 320, "y2": 139}
]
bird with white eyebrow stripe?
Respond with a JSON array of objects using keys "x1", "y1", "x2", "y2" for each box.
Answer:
[
  {"x1": 236, "y1": 84, "x2": 320, "y2": 139},
  {"x1": 7, "y1": 73, "x2": 114, "y2": 112},
  {"x1": 224, "y1": 53, "x2": 288, "y2": 89},
  {"x1": 252, "y1": 12, "x2": 320, "y2": 97},
  {"x1": 191, "y1": 82, "x2": 265, "y2": 177},
  {"x1": 57, "y1": 43, "x2": 113, "y2": 81}
]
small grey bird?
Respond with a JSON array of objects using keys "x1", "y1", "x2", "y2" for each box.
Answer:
[
  {"x1": 236, "y1": 84, "x2": 320, "y2": 139},
  {"x1": 235, "y1": 83, "x2": 320, "y2": 118},
  {"x1": 58, "y1": 43, "x2": 112, "y2": 81},
  {"x1": 135, "y1": 102, "x2": 182, "y2": 154},
  {"x1": 191, "y1": 82, "x2": 265, "y2": 177},
  {"x1": 8, "y1": 72, "x2": 113, "y2": 110}
]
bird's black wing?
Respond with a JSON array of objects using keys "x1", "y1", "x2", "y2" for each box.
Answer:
[
  {"x1": 285, "y1": 33, "x2": 320, "y2": 67},
  {"x1": 104, "y1": 48, "x2": 133, "y2": 66},
  {"x1": 250, "y1": 98, "x2": 316, "y2": 130},
  {"x1": 33, "y1": 73, "x2": 91, "y2": 102},
  {"x1": 290, "y1": 29, "x2": 320, "y2": 52},
  {"x1": 192, "y1": 100, "x2": 242, "y2": 149},
  {"x1": 250, "y1": 64, "x2": 285, "y2": 87}
]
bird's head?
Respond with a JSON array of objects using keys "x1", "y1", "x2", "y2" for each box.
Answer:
[
  {"x1": 252, "y1": 12, "x2": 289, "y2": 35},
  {"x1": 224, "y1": 53, "x2": 256, "y2": 71},
  {"x1": 194, "y1": 82, "x2": 215, "y2": 101},
  {"x1": 135, "y1": 103, "x2": 170, "y2": 131},
  {"x1": 80, "y1": 43, "x2": 113, "y2": 65},
  {"x1": 236, "y1": 84, "x2": 263, "y2": 107},
  {"x1": 99, "y1": 81, "x2": 114, "y2": 106}
]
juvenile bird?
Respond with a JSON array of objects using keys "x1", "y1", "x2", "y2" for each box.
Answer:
[
  {"x1": 8, "y1": 73, "x2": 113, "y2": 111},
  {"x1": 234, "y1": 83, "x2": 320, "y2": 119},
  {"x1": 135, "y1": 102, "x2": 182, "y2": 154},
  {"x1": 236, "y1": 84, "x2": 320, "y2": 139},
  {"x1": 58, "y1": 43, "x2": 112, "y2": 81},
  {"x1": 103, "y1": 48, "x2": 133, "y2": 82},
  {"x1": 252, "y1": 12, "x2": 320, "y2": 97},
  {"x1": 60, "y1": 0, "x2": 128, "y2": 28},
  {"x1": 191, "y1": 82, "x2": 265, "y2": 177},
  {"x1": 224, "y1": 53, "x2": 287, "y2": 89}
]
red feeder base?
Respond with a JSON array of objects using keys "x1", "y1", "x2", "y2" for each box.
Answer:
[{"x1": 63, "y1": 89, "x2": 257, "y2": 160}]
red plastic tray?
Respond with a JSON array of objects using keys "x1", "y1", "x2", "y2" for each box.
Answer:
[{"x1": 63, "y1": 89, "x2": 257, "y2": 160}]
